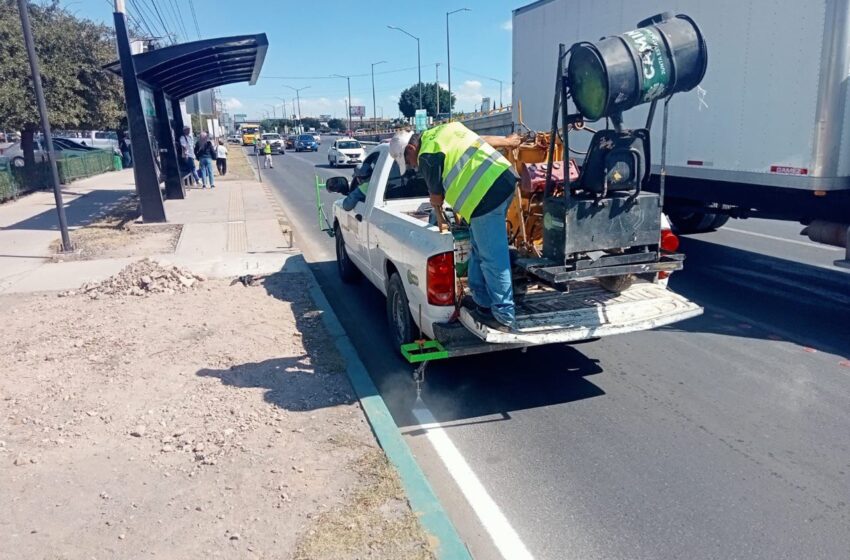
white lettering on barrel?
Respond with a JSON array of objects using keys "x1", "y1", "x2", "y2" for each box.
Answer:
[{"x1": 626, "y1": 30, "x2": 656, "y2": 80}]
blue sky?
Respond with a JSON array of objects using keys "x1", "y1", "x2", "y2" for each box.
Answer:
[{"x1": 73, "y1": 0, "x2": 530, "y2": 120}]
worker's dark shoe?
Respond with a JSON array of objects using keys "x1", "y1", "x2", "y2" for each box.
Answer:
[
  {"x1": 470, "y1": 307, "x2": 513, "y2": 333},
  {"x1": 461, "y1": 295, "x2": 491, "y2": 313}
]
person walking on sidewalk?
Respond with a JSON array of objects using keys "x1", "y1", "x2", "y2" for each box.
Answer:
[
  {"x1": 194, "y1": 132, "x2": 217, "y2": 189},
  {"x1": 215, "y1": 139, "x2": 228, "y2": 176},
  {"x1": 390, "y1": 123, "x2": 521, "y2": 332},
  {"x1": 179, "y1": 127, "x2": 199, "y2": 184},
  {"x1": 262, "y1": 140, "x2": 274, "y2": 169}
]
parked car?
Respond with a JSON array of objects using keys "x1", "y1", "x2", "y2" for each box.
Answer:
[
  {"x1": 261, "y1": 133, "x2": 285, "y2": 154},
  {"x1": 327, "y1": 138, "x2": 366, "y2": 167},
  {"x1": 0, "y1": 140, "x2": 91, "y2": 167},
  {"x1": 227, "y1": 134, "x2": 241, "y2": 144},
  {"x1": 295, "y1": 134, "x2": 318, "y2": 152}
]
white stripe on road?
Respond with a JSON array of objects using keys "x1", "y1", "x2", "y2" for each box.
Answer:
[
  {"x1": 412, "y1": 404, "x2": 535, "y2": 560},
  {"x1": 723, "y1": 227, "x2": 844, "y2": 251}
]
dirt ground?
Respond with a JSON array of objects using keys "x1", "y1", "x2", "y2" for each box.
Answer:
[
  {"x1": 0, "y1": 266, "x2": 433, "y2": 559},
  {"x1": 51, "y1": 194, "x2": 182, "y2": 261}
]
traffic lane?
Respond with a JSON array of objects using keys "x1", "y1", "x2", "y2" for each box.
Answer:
[
  {"x1": 685, "y1": 216, "x2": 847, "y2": 272},
  {"x1": 254, "y1": 147, "x2": 850, "y2": 559},
  {"x1": 250, "y1": 146, "x2": 509, "y2": 560}
]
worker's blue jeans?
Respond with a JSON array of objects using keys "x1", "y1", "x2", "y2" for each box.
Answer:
[
  {"x1": 467, "y1": 192, "x2": 515, "y2": 327},
  {"x1": 199, "y1": 157, "x2": 215, "y2": 187}
]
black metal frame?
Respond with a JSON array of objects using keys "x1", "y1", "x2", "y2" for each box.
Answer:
[{"x1": 523, "y1": 41, "x2": 680, "y2": 287}]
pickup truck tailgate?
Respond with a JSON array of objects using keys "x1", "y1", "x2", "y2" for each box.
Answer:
[{"x1": 459, "y1": 280, "x2": 702, "y2": 344}]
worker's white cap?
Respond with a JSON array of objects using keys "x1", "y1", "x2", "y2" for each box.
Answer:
[{"x1": 389, "y1": 130, "x2": 414, "y2": 175}]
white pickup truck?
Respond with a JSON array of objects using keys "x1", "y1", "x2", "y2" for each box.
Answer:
[{"x1": 326, "y1": 145, "x2": 703, "y2": 358}]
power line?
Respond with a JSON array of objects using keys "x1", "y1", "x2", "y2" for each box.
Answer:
[
  {"x1": 188, "y1": 0, "x2": 202, "y2": 39},
  {"x1": 166, "y1": 0, "x2": 189, "y2": 40},
  {"x1": 144, "y1": 0, "x2": 174, "y2": 44},
  {"x1": 127, "y1": 0, "x2": 158, "y2": 40}
]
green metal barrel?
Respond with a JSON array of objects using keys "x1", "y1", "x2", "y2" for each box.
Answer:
[{"x1": 567, "y1": 13, "x2": 708, "y2": 120}]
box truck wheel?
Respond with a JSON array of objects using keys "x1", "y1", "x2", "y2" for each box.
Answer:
[
  {"x1": 386, "y1": 273, "x2": 415, "y2": 348},
  {"x1": 599, "y1": 274, "x2": 635, "y2": 293},
  {"x1": 669, "y1": 204, "x2": 729, "y2": 234},
  {"x1": 335, "y1": 224, "x2": 361, "y2": 283}
]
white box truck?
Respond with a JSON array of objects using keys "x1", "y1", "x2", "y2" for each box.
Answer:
[{"x1": 512, "y1": 0, "x2": 850, "y2": 263}]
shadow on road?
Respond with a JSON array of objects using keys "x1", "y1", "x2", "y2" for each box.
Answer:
[{"x1": 667, "y1": 237, "x2": 850, "y2": 355}]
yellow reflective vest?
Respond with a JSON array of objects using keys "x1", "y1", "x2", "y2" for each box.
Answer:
[{"x1": 418, "y1": 122, "x2": 512, "y2": 219}]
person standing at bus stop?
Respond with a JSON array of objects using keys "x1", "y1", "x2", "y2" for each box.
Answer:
[{"x1": 194, "y1": 132, "x2": 217, "y2": 189}]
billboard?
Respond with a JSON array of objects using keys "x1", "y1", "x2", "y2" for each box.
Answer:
[
  {"x1": 349, "y1": 105, "x2": 366, "y2": 117},
  {"x1": 234, "y1": 113, "x2": 248, "y2": 123},
  {"x1": 319, "y1": 114, "x2": 332, "y2": 121}
]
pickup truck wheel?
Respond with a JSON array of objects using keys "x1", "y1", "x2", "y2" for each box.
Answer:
[
  {"x1": 599, "y1": 274, "x2": 634, "y2": 293},
  {"x1": 387, "y1": 273, "x2": 415, "y2": 348},
  {"x1": 335, "y1": 225, "x2": 361, "y2": 283}
]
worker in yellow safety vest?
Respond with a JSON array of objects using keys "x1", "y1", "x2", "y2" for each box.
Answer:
[
  {"x1": 389, "y1": 123, "x2": 521, "y2": 332},
  {"x1": 262, "y1": 141, "x2": 274, "y2": 169}
]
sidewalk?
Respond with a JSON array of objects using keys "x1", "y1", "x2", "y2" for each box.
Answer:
[{"x1": 0, "y1": 164, "x2": 295, "y2": 294}]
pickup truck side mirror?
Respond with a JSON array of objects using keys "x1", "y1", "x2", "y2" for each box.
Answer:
[{"x1": 326, "y1": 176, "x2": 350, "y2": 194}]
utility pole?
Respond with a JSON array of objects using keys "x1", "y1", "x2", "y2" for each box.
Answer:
[
  {"x1": 371, "y1": 60, "x2": 386, "y2": 133},
  {"x1": 388, "y1": 26, "x2": 422, "y2": 109},
  {"x1": 446, "y1": 8, "x2": 470, "y2": 121},
  {"x1": 436, "y1": 63, "x2": 441, "y2": 118},
  {"x1": 332, "y1": 74, "x2": 353, "y2": 133},
  {"x1": 17, "y1": 0, "x2": 71, "y2": 251},
  {"x1": 284, "y1": 85, "x2": 310, "y2": 133}
]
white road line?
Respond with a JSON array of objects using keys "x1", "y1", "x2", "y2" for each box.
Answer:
[
  {"x1": 723, "y1": 227, "x2": 844, "y2": 251},
  {"x1": 412, "y1": 404, "x2": 535, "y2": 560}
]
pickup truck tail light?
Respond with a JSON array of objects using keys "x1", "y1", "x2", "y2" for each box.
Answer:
[
  {"x1": 427, "y1": 252, "x2": 455, "y2": 306},
  {"x1": 660, "y1": 229, "x2": 679, "y2": 252}
]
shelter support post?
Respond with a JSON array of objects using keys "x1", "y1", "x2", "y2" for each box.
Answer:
[
  {"x1": 113, "y1": 9, "x2": 166, "y2": 222},
  {"x1": 155, "y1": 90, "x2": 184, "y2": 199}
]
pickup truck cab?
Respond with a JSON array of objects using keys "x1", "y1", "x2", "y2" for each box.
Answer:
[{"x1": 328, "y1": 145, "x2": 702, "y2": 357}]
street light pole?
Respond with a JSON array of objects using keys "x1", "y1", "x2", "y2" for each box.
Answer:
[
  {"x1": 331, "y1": 74, "x2": 353, "y2": 133},
  {"x1": 371, "y1": 60, "x2": 386, "y2": 133},
  {"x1": 284, "y1": 85, "x2": 310, "y2": 133},
  {"x1": 435, "y1": 63, "x2": 441, "y2": 118},
  {"x1": 18, "y1": 0, "x2": 71, "y2": 251},
  {"x1": 446, "y1": 7, "x2": 470, "y2": 121},
  {"x1": 387, "y1": 26, "x2": 422, "y2": 109}
]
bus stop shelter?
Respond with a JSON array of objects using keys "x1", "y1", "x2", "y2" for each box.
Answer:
[{"x1": 107, "y1": 10, "x2": 267, "y2": 222}]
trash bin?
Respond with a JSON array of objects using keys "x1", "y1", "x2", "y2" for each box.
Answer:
[{"x1": 113, "y1": 153, "x2": 123, "y2": 171}]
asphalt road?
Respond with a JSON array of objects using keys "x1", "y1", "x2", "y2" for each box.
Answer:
[{"x1": 250, "y1": 143, "x2": 850, "y2": 560}]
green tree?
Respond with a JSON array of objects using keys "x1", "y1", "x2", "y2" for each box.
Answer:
[
  {"x1": 327, "y1": 118, "x2": 346, "y2": 131},
  {"x1": 398, "y1": 82, "x2": 454, "y2": 118},
  {"x1": 0, "y1": 2, "x2": 124, "y2": 166},
  {"x1": 300, "y1": 117, "x2": 320, "y2": 131}
]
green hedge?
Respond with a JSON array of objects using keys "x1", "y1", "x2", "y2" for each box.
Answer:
[{"x1": 0, "y1": 149, "x2": 116, "y2": 202}]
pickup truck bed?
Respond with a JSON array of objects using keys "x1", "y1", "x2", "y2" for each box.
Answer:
[{"x1": 330, "y1": 145, "x2": 703, "y2": 360}]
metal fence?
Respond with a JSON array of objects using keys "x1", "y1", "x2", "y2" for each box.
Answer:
[{"x1": 0, "y1": 149, "x2": 116, "y2": 202}]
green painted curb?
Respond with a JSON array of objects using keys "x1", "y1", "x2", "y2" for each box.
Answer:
[{"x1": 307, "y1": 283, "x2": 472, "y2": 560}]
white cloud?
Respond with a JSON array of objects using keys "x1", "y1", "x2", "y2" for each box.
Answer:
[
  {"x1": 501, "y1": 19, "x2": 512, "y2": 31},
  {"x1": 223, "y1": 97, "x2": 243, "y2": 110}
]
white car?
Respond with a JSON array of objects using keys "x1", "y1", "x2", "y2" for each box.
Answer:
[
  {"x1": 328, "y1": 138, "x2": 366, "y2": 167},
  {"x1": 261, "y1": 133, "x2": 284, "y2": 154}
]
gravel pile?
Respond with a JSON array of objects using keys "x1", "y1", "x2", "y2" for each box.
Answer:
[{"x1": 66, "y1": 258, "x2": 204, "y2": 298}]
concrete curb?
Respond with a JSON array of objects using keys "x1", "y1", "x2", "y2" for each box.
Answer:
[
  {"x1": 251, "y1": 146, "x2": 472, "y2": 559},
  {"x1": 305, "y1": 283, "x2": 472, "y2": 560}
]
